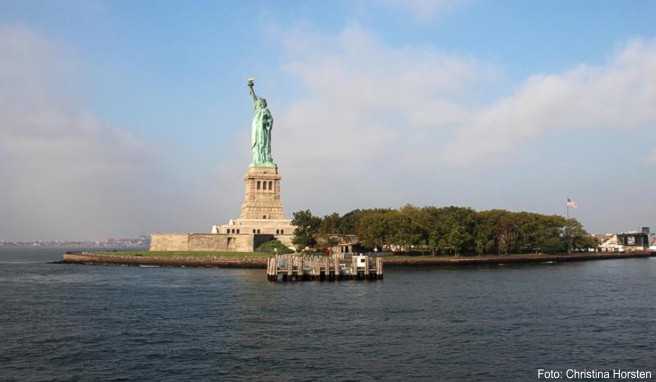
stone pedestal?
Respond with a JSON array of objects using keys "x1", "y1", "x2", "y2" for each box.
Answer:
[
  {"x1": 240, "y1": 166, "x2": 285, "y2": 220},
  {"x1": 213, "y1": 165, "x2": 296, "y2": 249}
]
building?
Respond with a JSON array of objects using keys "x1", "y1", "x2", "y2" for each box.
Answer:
[
  {"x1": 322, "y1": 234, "x2": 363, "y2": 254},
  {"x1": 598, "y1": 231, "x2": 650, "y2": 253}
]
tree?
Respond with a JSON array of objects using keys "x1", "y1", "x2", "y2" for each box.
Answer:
[
  {"x1": 564, "y1": 218, "x2": 598, "y2": 251},
  {"x1": 291, "y1": 210, "x2": 322, "y2": 249},
  {"x1": 292, "y1": 206, "x2": 597, "y2": 255},
  {"x1": 418, "y1": 206, "x2": 476, "y2": 255},
  {"x1": 319, "y1": 212, "x2": 341, "y2": 235},
  {"x1": 473, "y1": 211, "x2": 497, "y2": 255},
  {"x1": 384, "y1": 210, "x2": 423, "y2": 251},
  {"x1": 336, "y1": 209, "x2": 362, "y2": 234},
  {"x1": 355, "y1": 211, "x2": 390, "y2": 249}
]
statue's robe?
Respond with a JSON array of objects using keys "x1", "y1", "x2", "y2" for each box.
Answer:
[{"x1": 251, "y1": 104, "x2": 273, "y2": 165}]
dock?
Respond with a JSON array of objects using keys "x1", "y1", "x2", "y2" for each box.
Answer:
[{"x1": 266, "y1": 253, "x2": 383, "y2": 281}]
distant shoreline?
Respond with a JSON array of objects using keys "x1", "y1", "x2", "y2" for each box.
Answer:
[{"x1": 60, "y1": 251, "x2": 656, "y2": 269}]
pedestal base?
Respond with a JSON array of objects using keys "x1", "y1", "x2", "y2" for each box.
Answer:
[
  {"x1": 212, "y1": 218, "x2": 296, "y2": 248},
  {"x1": 212, "y1": 165, "x2": 296, "y2": 249}
]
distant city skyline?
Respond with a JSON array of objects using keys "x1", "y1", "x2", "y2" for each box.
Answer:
[
  {"x1": 0, "y1": 236, "x2": 149, "y2": 249},
  {"x1": 1, "y1": 1, "x2": 655, "y2": 240}
]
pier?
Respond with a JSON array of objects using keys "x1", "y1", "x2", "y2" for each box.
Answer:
[{"x1": 266, "y1": 254, "x2": 383, "y2": 281}]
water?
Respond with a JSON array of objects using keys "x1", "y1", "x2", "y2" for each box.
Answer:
[{"x1": 1, "y1": 248, "x2": 655, "y2": 381}]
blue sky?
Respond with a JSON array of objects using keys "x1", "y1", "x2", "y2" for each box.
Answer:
[{"x1": 1, "y1": 0, "x2": 655, "y2": 240}]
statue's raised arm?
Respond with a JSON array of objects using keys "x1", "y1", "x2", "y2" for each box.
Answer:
[{"x1": 247, "y1": 78, "x2": 257, "y2": 104}]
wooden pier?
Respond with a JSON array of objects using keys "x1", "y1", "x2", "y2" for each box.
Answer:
[{"x1": 266, "y1": 254, "x2": 383, "y2": 281}]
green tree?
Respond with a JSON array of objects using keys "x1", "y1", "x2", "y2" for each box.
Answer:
[
  {"x1": 564, "y1": 218, "x2": 598, "y2": 251},
  {"x1": 473, "y1": 211, "x2": 497, "y2": 255},
  {"x1": 385, "y1": 210, "x2": 423, "y2": 250},
  {"x1": 291, "y1": 210, "x2": 322, "y2": 249},
  {"x1": 336, "y1": 209, "x2": 362, "y2": 234},
  {"x1": 418, "y1": 206, "x2": 476, "y2": 255},
  {"x1": 355, "y1": 211, "x2": 390, "y2": 249},
  {"x1": 319, "y1": 212, "x2": 341, "y2": 235},
  {"x1": 292, "y1": 205, "x2": 596, "y2": 256}
]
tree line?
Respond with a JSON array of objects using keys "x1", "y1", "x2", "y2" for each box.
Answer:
[{"x1": 291, "y1": 205, "x2": 598, "y2": 255}]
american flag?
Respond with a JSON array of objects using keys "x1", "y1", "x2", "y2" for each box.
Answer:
[{"x1": 566, "y1": 198, "x2": 577, "y2": 209}]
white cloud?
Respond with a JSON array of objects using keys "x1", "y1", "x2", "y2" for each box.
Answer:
[
  {"x1": 0, "y1": 25, "x2": 189, "y2": 240},
  {"x1": 265, "y1": 26, "x2": 656, "y2": 222},
  {"x1": 443, "y1": 39, "x2": 656, "y2": 166},
  {"x1": 277, "y1": 29, "x2": 656, "y2": 172},
  {"x1": 269, "y1": 26, "x2": 495, "y2": 213},
  {"x1": 278, "y1": 26, "x2": 484, "y2": 169},
  {"x1": 5, "y1": 22, "x2": 652, "y2": 238}
]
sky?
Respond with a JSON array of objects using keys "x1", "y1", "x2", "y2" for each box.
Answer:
[{"x1": 1, "y1": 0, "x2": 655, "y2": 240}]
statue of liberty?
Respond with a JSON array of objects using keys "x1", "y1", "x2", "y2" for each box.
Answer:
[{"x1": 247, "y1": 79, "x2": 275, "y2": 167}]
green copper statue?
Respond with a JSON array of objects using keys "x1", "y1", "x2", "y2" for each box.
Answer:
[{"x1": 248, "y1": 79, "x2": 275, "y2": 167}]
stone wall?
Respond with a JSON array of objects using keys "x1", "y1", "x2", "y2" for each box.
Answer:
[
  {"x1": 150, "y1": 233, "x2": 189, "y2": 251},
  {"x1": 188, "y1": 233, "x2": 254, "y2": 252},
  {"x1": 150, "y1": 233, "x2": 255, "y2": 252}
]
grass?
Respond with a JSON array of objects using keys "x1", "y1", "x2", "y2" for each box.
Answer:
[{"x1": 91, "y1": 251, "x2": 270, "y2": 258}]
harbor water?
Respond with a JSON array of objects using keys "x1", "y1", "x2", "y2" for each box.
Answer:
[{"x1": 1, "y1": 248, "x2": 654, "y2": 381}]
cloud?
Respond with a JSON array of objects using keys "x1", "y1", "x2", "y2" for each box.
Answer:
[
  {"x1": 264, "y1": 26, "x2": 656, "y2": 226},
  {"x1": 280, "y1": 27, "x2": 481, "y2": 168},
  {"x1": 380, "y1": 0, "x2": 463, "y2": 21},
  {"x1": 270, "y1": 26, "x2": 495, "y2": 213},
  {"x1": 277, "y1": 29, "x2": 656, "y2": 173},
  {"x1": 0, "y1": 25, "x2": 198, "y2": 240},
  {"x1": 5, "y1": 21, "x2": 652, "y2": 239},
  {"x1": 443, "y1": 39, "x2": 656, "y2": 166}
]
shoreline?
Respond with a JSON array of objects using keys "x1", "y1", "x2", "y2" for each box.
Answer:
[
  {"x1": 60, "y1": 252, "x2": 268, "y2": 268},
  {"x1": 60, "y1": 251, "x2": 656, "y2": 269},
  {"x1": 384, "y1": 251, "x2": 655, "y2": 266}
]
